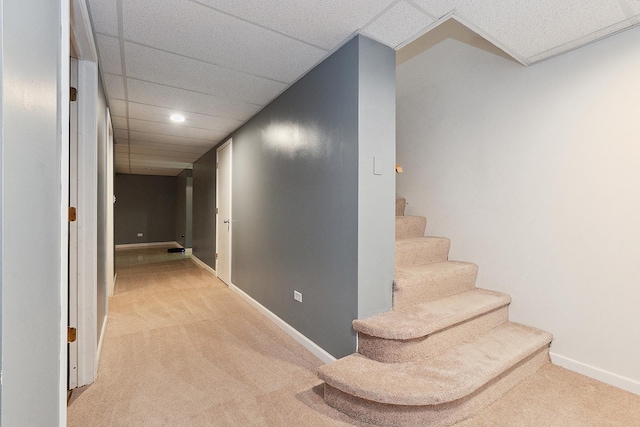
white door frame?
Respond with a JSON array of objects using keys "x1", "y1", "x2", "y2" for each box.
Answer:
[
  {"x1": 69, "y1": 0, "x2": 100, "y2": 389},
  {"x1": 68, "y1": 55, "x2": 80, "y2": 389},
  {"x1": 106, "y1": 110, "x2": 115, "y2": 298},
  {"x1": 216, "y1": 139, "x2": 232, "y2": 285}
]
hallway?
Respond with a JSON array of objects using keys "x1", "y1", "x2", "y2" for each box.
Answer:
[
  {"x1": 67, "y1": 247, "x2": 360, "y2": 426},
  {"x1": 67, "y1": 247, "x2": 640, "y2": 426}
]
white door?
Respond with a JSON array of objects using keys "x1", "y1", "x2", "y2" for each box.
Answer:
[
  {"x1": 216, "y1": 140, "x2": 232, "y2": 285},
  {"x1": 68, "y1": 56, "x2": 79, "y2": 389}
]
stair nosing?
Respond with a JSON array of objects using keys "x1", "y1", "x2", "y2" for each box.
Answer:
[
  {"x1": 396, "y1": 236, "x2": 450, "y2": 244},
  {"x1": 353, "y1": 289, "x2": 511, "y2": 340}
]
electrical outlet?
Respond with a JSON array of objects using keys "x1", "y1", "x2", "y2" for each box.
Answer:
[
  {"x1": 137, "y1": 232, "x2": 143, "y2": 237},
  {"x1": 293, "y1": 290, "x2": 302, "y2": 303}
]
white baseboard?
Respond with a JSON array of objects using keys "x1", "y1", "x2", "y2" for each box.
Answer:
[
  {"x1": 550, "y1": 352, "x2": 640, "y2": 395},
  {"x1": 185, "y1": 247, "x2": 193, "y2": 255},
  {"x1": 108, "y1": 273, "x2": 117, "y2": 297},
  {"x1": 229, "y1": 283, "x2": 337, "y2": 364},
  {"x1": 115, "y1": 241, "x2": 180, "y2": 250},
  {"x1": 96, "y1": 314, "x2": 108, "y2": 377},
  {"x1": 190, "y1": 254, "x2": 216, "y2": 276},
  {"x1": 186, "y1": 254, "x2": 336, "y2": 364}
]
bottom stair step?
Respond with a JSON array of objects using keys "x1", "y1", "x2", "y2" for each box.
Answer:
[{"x1": 318, "y1": 322, "x2": 552, "y2": 426}]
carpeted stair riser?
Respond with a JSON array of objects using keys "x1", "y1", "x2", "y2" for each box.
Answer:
[
  {"x1": 395, "y1": 216, "x2": 426, "y2": 239},
  {"x1": 394, "y1": 261, "x2": 478, "y2": 309},
  {"x1": 396, "y1": 198, "x2": 406, "y2": 216},
  {"x1": 354, "y1": 289, "x2": 512, "y2": 363},
  {"x1": 357, "y1": 306, "x2": 510, "y2": 363},
  {"x1": 323, "y1": 348, "x2": 550, "y2": 427},
  {"x1": 319, "y1": 323, "x2": 552, "y2": 405},
  {"x1": 396, "y1": 237, "x2": 450, "y2": 269}
]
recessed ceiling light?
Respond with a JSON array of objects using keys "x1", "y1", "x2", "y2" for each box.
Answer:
[{"x1": 170, "y1": 113, "x2": 185, "y2": 123}]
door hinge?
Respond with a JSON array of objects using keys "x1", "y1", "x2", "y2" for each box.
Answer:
[
  {"x1": 216, "y1": 208, "x2": 219, "y2": 214},
  {"x1": 216, "y1": 162, "x2": 219, "y2": 169},
  {"x1": 68, "y1": 207, "x2": 77, "y2": 222},
  {"x1": 68, "y1": 327, "x2": 77, "y2": 343},
  {"x1": 215, "y1": 253, "x2": 219, "y2": 260},
  {"x1": 70, "y1": 87, "x2": 77, "y2": 102}
]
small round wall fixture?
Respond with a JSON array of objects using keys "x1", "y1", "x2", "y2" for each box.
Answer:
[{"x1": 170, "y1": 113, "x2": 185, "y2": 123}]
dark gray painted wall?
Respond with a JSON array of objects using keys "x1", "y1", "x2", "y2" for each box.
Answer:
[
  {"x1": 190, "y1": 35, "x2": 395, "y2": 358},
  {"x1": 232, "y1": 37, "x2": 361, "y2": 358},
  {"x1": 114, "y1": 174, "x2": 177, "y2": 244},
  {"x1": 192, "y1": 150, "x2": 217, "y2": 267},
  {"x1": 176, "y1": 170, "x2": 187, "y2": 246},
  {"x1": 1, "y1": 0, "x2": 65, "y2": 422},
  {"x1": 176, "y1": 169, "x2": 194, "y2": 248},
  {"x1": 186, "y1": 170, "x2": 193, "y2": 248}
]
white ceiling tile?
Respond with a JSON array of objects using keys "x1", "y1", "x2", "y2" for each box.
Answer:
[
  {"x1": 457, "y1": 0, "x2": 629, "y2": 59},
  {"x1": 129, "y1": 139, "x2": 210, "y2": 154},
  {"x1": 129, "y1": 118, "x2": 225, "y2": 141},
  {"x1": 129, "y1": 147, "x2": 202, "y2": 161},
  {"x1": 115, "y1": 144, "x2": 129, "y2": 154},
  {"x1": 126, "y1": 79, "x2": 261, "y2": 121},
  {"x1": 122, "y1": 0, "x2": 327, "y2": 82},
  {"x1": 410, "y1": 0, "x2": 458, "y2": 19},
  {"x1": 620, "y1": 0, "x2": 640, "y2": 14},
  {"x1": 129, "y1": 153, "x2": 200, "y2": 164},
  {"x1": 363, "y1": 1, "x2": 435, "y2": 48},
  {"x1": 96, "y1": 35, "x2": 122, "y2": 75},
  {"x1": 527, "y1": 19, "x2": 636, "y2": 63},
  {"x1": 87, "y1": 0, "x2": 119, "y2": 37},
  {"x1": 195, "y1": 0, "x2": 395, "y2": 49},
  {"x1": 103, "y1": 73, "x2": 126, "y2": 99},
  {"x1": 124, "y1": 43, "x2": 286, "y2": 105},
  {"x1": 129, "y1": 131, "x2": 217, "y2": 147},
  {"x1": 111, "y1": 116, "x2": 128, "y2": 129},
  {"x1": 107, "y1": 99, "x2": 127, "y2": 117},
  {"x1": 114, "y1": 128, "x2": 129, "y2": 139},
  {"x1": 127, "y1": 102, "x2": 242, "y2": 133},
  {"x1": 129, "y1": 158, "x2": 192, "y2": 169}
]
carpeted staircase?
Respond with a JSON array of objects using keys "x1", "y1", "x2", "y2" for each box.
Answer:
[{"x1": 317, "y1": 198, "x2": 553, "y2": 426}]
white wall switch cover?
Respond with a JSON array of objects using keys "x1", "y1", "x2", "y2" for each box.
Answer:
[{"x1": 373, "y1": 156, "x2": 382, "y2": 175}]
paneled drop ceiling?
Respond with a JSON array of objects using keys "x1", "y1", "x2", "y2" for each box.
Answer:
[{"x1": 86, "y1": 0, "x2": 640, "y2": 176}]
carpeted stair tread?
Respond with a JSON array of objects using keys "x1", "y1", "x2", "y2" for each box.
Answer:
[
  {"x1": 396, "y1": 215, "x2": 426, "y2": 239},
  {"x1": 396, "y1": 237, "x2": 450, "y2": 268},
  {"x1": 353, "y1": 289, "x2": 511, "y2": 340},
  {"x1": 394, "y1": 261, "x2": 478, "y2": 307},
  {"x1": 318, "y1": 322, "x2": 552, "y2": 406},
  {"x1": 396, "y1": 198, "x2": 406, "y2": 216}
]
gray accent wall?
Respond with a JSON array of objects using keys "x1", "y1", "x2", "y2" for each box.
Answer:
[
  {"x1": 176, "y1": 169, "x2": 193, "y2": 248},
  {"x1": 115, "y1": 174, "x2": 177, "y2": 244},
  {"x1": 1, "y1": 0, "x2": 66, "y2": 423},
  {"x1": 191, "y1": 35, "x2": 395, "y2": 358},
  {"x1": 192, "y1": 149, "x2": 217, "y2": 267}
]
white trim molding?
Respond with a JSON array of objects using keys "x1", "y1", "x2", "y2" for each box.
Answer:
[
  {"x1": 229, "y1": 283, "x2": 337, "y2": 364},
  {"x1": 189, "y1": 254, "x2": 335, "y2": 364},
  {"x1": 190, "y1": 255, "x2": 216, "y2": 276},
  {"x1": 551, "y1": 352, "x2": 640, "y2": 395},
  {"x1": 115, "y1": 241, "x2": 181, "y2": 250}
]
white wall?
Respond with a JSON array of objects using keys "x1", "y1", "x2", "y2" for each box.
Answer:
[
  {"x1": 397, "y1": 23, "x2": 640, "y2": 394},
  {"x1": 1, "y1": 0, "x2": 69, "y2": 424}
]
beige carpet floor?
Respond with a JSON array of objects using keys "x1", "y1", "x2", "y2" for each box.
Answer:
[{"x1": 67, "y1": 247, "x2": 640, "y2": 426}]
